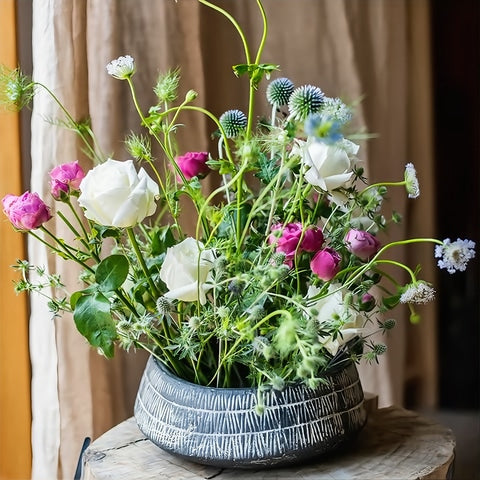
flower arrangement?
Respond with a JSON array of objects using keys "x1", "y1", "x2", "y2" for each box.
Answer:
[{"x1": 1, "y1": 0, "x2": 475, "y2": 395}]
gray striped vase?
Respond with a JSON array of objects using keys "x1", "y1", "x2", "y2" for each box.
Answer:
[{"x1": 134, "y1": 356, "x2": 367, "y2": 468}]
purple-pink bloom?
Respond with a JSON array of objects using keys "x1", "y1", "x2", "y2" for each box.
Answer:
[
  {"x1": 49, "y1": 161, "x2": 85, "y2": 200},
  {"x1": 176, "y1": 151, "x2": 210, "y2": 180},
  {"x1": 344, "y1": 229, "x2": 380, "y2": 261},
  {"x1": 310, "y1": 247, "x2": 342, "y2": 281},
  {"x1": 2, "y1": 192, "x2": 52, "y2": 230},
  {"x1": 359, "y1": 292, "x2": 376, "y2": 312},
  {"x1": 269, "y1": 222, "x2": 324, "y2": 265}
]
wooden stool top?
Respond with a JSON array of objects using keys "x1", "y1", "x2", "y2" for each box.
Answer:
[{"x1": 82, "y1": 405, "x2": 455, "y2": 479}]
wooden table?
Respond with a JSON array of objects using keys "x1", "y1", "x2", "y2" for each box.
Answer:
[{"x1": 82, "y1": 405, "x2": 455, "y2": 480}]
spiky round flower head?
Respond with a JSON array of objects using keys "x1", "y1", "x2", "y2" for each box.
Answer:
[
  {"x1": 106, "y1": 55, "x2": 135, "y2": 80},
  {"x1": 0, "y1": 66, "x2": 34, "y2": 111},
  {"x1": 154, "y1": 68, "x2": 180, "y2": 103},
  {"x1": 379, "y1": 318, "x2": 396, "y2": 330},
  {"x1": 400, "y1": 281, "x2": 436, "y2": 304},
  {"x1": 435, "y1": 238, "x2": 476, "y2": 274},
  {"x1": 266, "y1": 77, "x2": 295, "y2": 106},
  {"x1": 288, "y1": 84, "x2": 325, "y2": 121},
  {"x1": 156, "y1": 296, "x2": 172, "y2": 315},
  {"x1": 404, "y1": 163, "x2": 420, "y2": 198},
  {"x1": 372, "y1": 343, "x2": 387, "y2": 356},
  {"x1": 321, "y1": 97, "x2": 353, "y2": 125},
  {"x1": 219, "y1": 109, "x2": 247, "y2": 138}
]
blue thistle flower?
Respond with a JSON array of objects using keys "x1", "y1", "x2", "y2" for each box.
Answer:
[
  {"x1": 288, "y1": 84, "x2": 325, "y2": 121},
  {"x1": 219, "y1": 109, "x2": 247, "y2": 138},
  {"x1": 266, "y1": 77, "x2": 295, "y2": 106}
]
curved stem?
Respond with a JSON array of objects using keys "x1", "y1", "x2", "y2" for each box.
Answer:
[{"x1": 198, "y1": 0, "x2": 251, "y2": 64}]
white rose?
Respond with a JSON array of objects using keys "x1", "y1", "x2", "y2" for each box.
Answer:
[
  {"x1": 307, "y1": 283, "x2": 365, "y2": 356},
  {"x1": 302, "y1": 140, "x2": 354, "y2": 191},
  {"x1": 78, "y1": 158, "x2": 159, "y2": 227},
  {"x1": 160, "y1": 237, "x2": 215, "y2": 304}
]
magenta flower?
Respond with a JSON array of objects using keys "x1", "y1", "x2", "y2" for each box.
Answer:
[
  {"x1": 2, "y1": 192, "x2": 52, "y2": 230},
  {"x1": 269, "y1": 222, "x2": 324, "y2": 265},
  {"x1": 310, "y1": 247, "x2": 341, "y2": 281},
  {"x1": 344, "y1": 229, "x2": 380, "y2": 261},
  {"x1": 49, "y1": 161, "x2": 85, "y2": 200},
  {"x1": 176, "y1": 151, "x2": 210, "y2": 180}
]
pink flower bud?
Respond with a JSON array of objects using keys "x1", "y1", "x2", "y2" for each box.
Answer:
[
  {"x1": 2, "y1": 192, "x2": 52, "y2": 230},
  {"x1": 310, "y1": 247, "x2": 341, "y2": 281},
  {"x1": 49, "y1": 161, "x2": 85, "y2": 199},
  {"x1": 359, "y1": 292, "x2": 376, "y2": 312},
  {"x1": 345, "y1": 229, "x2": 380, "y2": 261},
  {"x1": 268, "y1": 222, "x2": 324, "y2": 264},
  {"x1": 176, "y1": 151, "x2": 210, "y2": 180}
]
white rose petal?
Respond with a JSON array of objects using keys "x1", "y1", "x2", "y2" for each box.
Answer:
[
  {"x1": 307, "y1": 284, "x2": 365, "y2": 355},
  {"x1": 160, "y1": 237, "x2": 215, "y2": 304},
  {"x1": 78, "y1": 158, "x2": 159, "y2": 228},
  {"x1": 302, "y1": 141, "x2": 353, "y2": 191}
]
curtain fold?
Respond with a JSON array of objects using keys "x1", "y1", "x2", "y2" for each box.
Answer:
[{"x1": 29, "y1": 1, "x2": 435, "y2": 478}]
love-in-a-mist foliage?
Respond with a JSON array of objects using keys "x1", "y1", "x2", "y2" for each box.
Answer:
[{"x1": 1, "y1": 0, "x2": 475, "y2": 392}]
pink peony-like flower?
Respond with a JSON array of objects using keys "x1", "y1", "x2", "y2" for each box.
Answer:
[
  {"x1": 2, "y1": 192, "x2": 52, "y2": 230},
  {"x1": 269, "y1": 222, "x2": 324, "y2": 264},
  {"x1": 176, "y1": 151, "x2": 210, "y2": 180},
  {"x1": 344, "y1": 229, "x2": 380, "y2": 261},
  {"x1": 49, "y1": 161, "x2": 85, "y2": 200},
  {"x1": 310, "y1": 247, "x2": 342, "y2": 281}
]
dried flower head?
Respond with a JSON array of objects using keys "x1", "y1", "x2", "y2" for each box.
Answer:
[{"x1": 400, "y1": 281, "x2": 436, "y2": 304}]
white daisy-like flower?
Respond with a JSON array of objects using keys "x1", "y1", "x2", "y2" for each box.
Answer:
[
  {"x1": 404, "y1": 163, "x2": 420, "y2": 198},
  {"x1": 400, "y1": 281, "x2": 436, "y2": 304},
  {"x1": 435, "y1": 238, "x2": 476, "y2": 274},
  {"x1": 106, "y1": 55, "x2": 136, "y2": 80}
]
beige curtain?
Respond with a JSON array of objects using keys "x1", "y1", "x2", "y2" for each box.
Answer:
[{"x1": 30, "y1": 1, "x2": 435, "y2": 478}]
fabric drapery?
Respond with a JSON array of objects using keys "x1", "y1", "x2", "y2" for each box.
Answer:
[{"x1": 30, "y1": 1, "x2": 435, "y2": 478}]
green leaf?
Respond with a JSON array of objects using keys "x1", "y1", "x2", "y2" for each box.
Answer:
[
  {"x1": 254, "y1": 152, "x2": 280, "y2": 184},
  {"x1": 95, "y1": 255, "x2": 129, "y2": 292},
  {"x1": 73, "y1": 291, "x2": 117, "y2": 358},
  {"x1": 150, "y1": 226, "x2": 176, "y2": 256}
]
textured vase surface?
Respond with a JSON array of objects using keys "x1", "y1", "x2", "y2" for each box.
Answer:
[{"x1": 134, "y1": 355, "x2": 367, "y2": 468}]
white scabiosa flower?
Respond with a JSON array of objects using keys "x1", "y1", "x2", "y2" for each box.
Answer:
[
  {"x1": 404, "y1": 163, "x2": 420, "y2": 198},
  {"x1": 435, "y1": 238, "x2": 476, "y2": 273},
  {"x1": 106, "y1": 55, "x2": 136, "y2": 80},
  {"x1": 400, "y1": 281, "x2": 435, "y2": 304}
]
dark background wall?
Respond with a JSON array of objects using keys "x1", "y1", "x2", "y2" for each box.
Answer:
[{"x1": 431, "y1": 0, "x2": 479, "y2": 409}]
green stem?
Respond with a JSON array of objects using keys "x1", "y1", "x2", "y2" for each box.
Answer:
[
  {"x1": 34, "y1": 82, "x2": 103, "y2": 164},
  {"x1": 126, "y1": 228, "x2": 160, "y2": 297},
  {"x1": 198, "y1": 0, "x2": 251, "y2": 65}
]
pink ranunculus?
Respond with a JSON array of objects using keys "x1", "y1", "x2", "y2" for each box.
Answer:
[
  {"x1": 345, "y1": 229, "x2": 381, "y2": 261},
  {"x1": 2, "y1": 192, "x2": 52, "y2": 230},
  {"x1": 301, "y1": 226, "x2": 324, "y2": 252},
  {"x1": 49, "y1": 161, "x2": 86, "y2": 199},
  {"x1": 269, "y1": 222, "x2": 324, "y2": 261},
  {"x1": 176, "y1": 151, "x2": 210, "y2": 180},
  {"x1": 310, "y1": 247, "x2": 342, "y2": 281}
]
